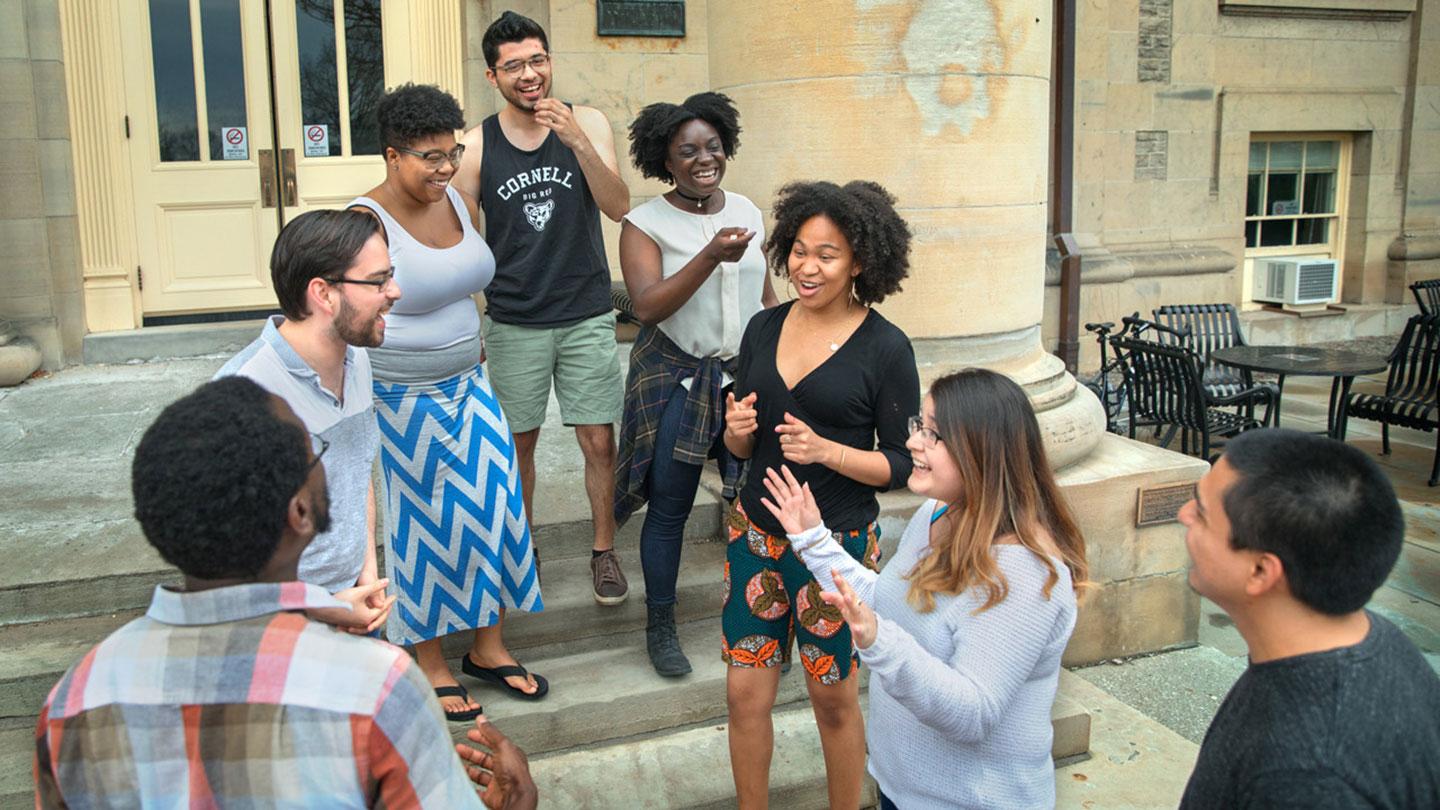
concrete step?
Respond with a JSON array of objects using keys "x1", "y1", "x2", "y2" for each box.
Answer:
[
  {"x1": 1, "y1": 716, "x2": 33, "y2": 807},
  {"x1": 524, "y1": 672, "x2": 1093, "y2": 810},
  {"x1": 446, "y1": 614, "x2": 1094, "y2": 761},
  {"x1": 0, "y1": 542, "x2": 730, "y2": 722},
  {"x1": 441, "y1": 616, "x2": 818, "y2": 757},
  {"x1": 0, "y1": 485, "x2": 724, "y2": 628}
]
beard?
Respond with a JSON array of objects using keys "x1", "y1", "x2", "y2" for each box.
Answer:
[{"x1": 333, "y1": 295, "x2": 384, "y2": 348}]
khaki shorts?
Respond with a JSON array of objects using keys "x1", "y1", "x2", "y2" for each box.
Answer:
[{"x1": 482, "y1": 312, "x2": 622, "y2": 432}]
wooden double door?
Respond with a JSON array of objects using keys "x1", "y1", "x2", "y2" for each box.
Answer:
[{"x1": 123, "y1": 0, "x2": 401, "y2": 316}]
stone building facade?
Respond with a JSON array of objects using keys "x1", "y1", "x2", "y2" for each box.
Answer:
[{"x1": 2, "y1": 0, "x2": 1435, "y2": 373}]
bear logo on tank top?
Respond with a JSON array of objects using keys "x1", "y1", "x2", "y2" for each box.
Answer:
[{"x1": 523, "y1": 199, "x2": 554, "y2": 232}]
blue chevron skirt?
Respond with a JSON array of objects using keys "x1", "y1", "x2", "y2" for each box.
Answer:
[{"x1": 373, "y1": 364, "x2": 543, "y2": 646}]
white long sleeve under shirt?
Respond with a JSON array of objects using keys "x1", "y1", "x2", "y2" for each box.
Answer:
[{"x1": 789, "y1": 499, "x2": 1077, "y2": 809}]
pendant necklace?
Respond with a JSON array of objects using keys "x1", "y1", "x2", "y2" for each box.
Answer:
[{"x1": 673, "y1": 187, "x2": 713, "y2": 211}]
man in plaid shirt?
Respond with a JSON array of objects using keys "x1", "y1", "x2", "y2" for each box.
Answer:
[{"x1": 33, "y1": 377, "x2": 536, "y2": 809}]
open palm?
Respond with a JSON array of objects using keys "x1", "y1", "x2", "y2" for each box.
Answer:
[{"x1": 759, "y1": 465, "x2": 822, "y2": 535}]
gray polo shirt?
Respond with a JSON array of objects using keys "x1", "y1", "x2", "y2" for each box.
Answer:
[{"x1": 216, "y1": 316, "x2": 380, "y2": 593}]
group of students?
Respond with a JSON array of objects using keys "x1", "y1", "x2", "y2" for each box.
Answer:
[{"x1": 32, "y1": 8, "x2": 1440, "y2": 810}]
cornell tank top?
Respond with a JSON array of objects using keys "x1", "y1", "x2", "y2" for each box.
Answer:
[
  {"x1": 478, "y1": 111, "x2": 611, "y2": 328},
  {"x1": 348, "y1": 186, "x2": 493, "y2": 352}
]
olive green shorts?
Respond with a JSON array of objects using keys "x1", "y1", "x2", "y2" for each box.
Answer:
[{"x1": 482, "y1": 312, "x2": 623, "y2": 433}]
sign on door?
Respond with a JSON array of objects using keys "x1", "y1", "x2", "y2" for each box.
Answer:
[
  {"x1": 303, "y1": 124, "x2": 330, "y2": 157},
  {"x1": 220, "y1": 126, "x2": 248, "y2": 160}
]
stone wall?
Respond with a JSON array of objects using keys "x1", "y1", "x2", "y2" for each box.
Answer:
[
  {"x1": 0, "y1": 0, "x2": 81, "y2": 368},
  {"x1": 1061, "y1": 0, "x2": 1431, "y2": 356}
]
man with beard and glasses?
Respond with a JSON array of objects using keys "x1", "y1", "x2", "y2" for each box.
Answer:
[
  {"x1": 455, "y1": 10, "x2": 633, "y2": 605},
  {"x1": 35, "y1": 377, "x2": 538, "y2": 808},
  {"x1": 217, "y1": 210, "x2": 401, "y2": 632}
]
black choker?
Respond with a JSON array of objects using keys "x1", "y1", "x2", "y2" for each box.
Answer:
[{"x1": 673, "y1": 187, "x2": 713, "y2": 210}]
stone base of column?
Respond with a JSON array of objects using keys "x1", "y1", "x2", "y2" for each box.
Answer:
[
  {"x1": 912, "y1": 329, "x2": 1206, "y2": 661},
  {"x1": 914, "y1": 325, "x2": 1105, "y2": 470}
]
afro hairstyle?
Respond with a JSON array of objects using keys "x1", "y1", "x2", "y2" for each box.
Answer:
[
  {"x1": 763, "y1": 180, "x2": 912, "y2": 306},
  {"x1": 627, "y1": 92, "x2": 741, "y2": 184},
  {"x1": 376, "y1": 83, "x2": 465, "y2": 150},
  {"x1": 131, "y1": 376, "x2": 311, "y2": 580}
]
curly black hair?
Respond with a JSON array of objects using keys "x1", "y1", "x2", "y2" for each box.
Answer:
[
  {"x1": 627, "y1": 92, "x2": 741, "y2": 184},
  {"x1": 131, "y1": 377, "x2": 310, "y2": 580},
  {"x1": 764, "y1": 180, "x2": 912, "y2": 306},
  {"x1": 376, "y1": 83, "x2": 466, "y2": 150}
]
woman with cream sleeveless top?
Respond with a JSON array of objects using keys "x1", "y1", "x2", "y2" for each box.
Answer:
[{"x1": 350, "y1": 84, "x2": 543, "y2": 722}]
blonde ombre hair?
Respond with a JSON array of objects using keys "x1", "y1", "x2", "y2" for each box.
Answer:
[{"x1": 906, "y1": 369, "x2": 1089, "y2": 613}]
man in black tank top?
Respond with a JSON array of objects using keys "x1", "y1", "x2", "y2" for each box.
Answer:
[{"x1": 456, "y1": 11, "x2": 632, "y2": 607}]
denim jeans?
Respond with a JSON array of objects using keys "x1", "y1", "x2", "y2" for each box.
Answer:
[
  {"x1": 640, "y1": 384, "x2": 726, "y2": 606},
  {"x1": 877, "y1": 788, "x2": 899, "y2": 810}
]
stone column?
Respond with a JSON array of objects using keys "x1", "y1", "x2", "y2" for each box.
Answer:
[{"x1": 707, "y1": 0, "x2": 1103, "y2": 468}]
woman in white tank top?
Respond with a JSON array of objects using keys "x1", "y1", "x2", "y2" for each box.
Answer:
[{"x1": 350, "y1": 85, "x2": 545, "y2": 722}]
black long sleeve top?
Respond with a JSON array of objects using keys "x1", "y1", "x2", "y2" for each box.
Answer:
[{"x1": 734, "y1": 301, "x2": 920, "y2": 537}]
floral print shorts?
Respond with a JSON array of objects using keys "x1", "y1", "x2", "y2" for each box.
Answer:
[{"x1": 721, "y1": 503, "x2": 881, "y2": 685}]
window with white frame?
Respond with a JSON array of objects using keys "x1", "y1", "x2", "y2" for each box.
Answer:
[{"x1": 1244, "y1": 137, "x2": 1347, "y2": 256}]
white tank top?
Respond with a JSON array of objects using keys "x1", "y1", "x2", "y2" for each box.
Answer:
[{"x1": 348, "y1": 186, "x2": 494, "y2": 352}]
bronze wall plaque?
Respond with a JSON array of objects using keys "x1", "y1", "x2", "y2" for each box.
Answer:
[
  {"x1": 597, "y1": 1, "x2": 686, "y2": 37},
  {"x1": 1135, "y1": 482, "x2": 1196, "y2": 527}
]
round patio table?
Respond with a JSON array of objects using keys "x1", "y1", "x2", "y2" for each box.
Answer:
[{"x1": 1211, "y1": 345, "x2": 1389, "y2": 438}]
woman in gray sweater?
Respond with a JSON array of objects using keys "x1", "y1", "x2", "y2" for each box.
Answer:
[{"x1": 760, "y1": 368, "x2": 1089, "y2": 809}]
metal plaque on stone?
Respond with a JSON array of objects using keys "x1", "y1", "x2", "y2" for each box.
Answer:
[
  {"x1": 1135, "y1": 482, "x2": 1195, "y2": 527},
  {"x1": 597, "y1": 0, "x2": 686, "y2": 37}
]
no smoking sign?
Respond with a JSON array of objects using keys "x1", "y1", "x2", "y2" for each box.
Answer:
[
  {"x1": 220, "y1": 126, "x2": 248, "y2": 160},
  {"x1": 303, "y1": 124, "x2": 330, "y2": 157}
]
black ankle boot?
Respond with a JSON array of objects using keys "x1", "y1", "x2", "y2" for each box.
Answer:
[{"x1": 646, "y1": 603, "x2": 691, "y2": 677}]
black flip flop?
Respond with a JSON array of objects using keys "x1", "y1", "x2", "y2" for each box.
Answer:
[
  {"x1": 462, "y1": 655, "x2": 550, "y2": 701},
  {"x1": 434, "y1": 685, "x2": 483, "y2": 721}
]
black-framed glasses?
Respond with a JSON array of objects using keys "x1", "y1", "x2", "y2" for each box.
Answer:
[
  {"x1": 307, "y1": 433, "x2": 330, "y2": 473},
  {"x1": 496, "y1": 53, "x2": 550, "y2": 75},
  {"x1": 326, "y1": 267, "x2": 396, "y2": 290},
  {"x1": 395, "y1": 144, "x2": 465, "y2": 170},
  {"x1": 907, "y1": 416, "x2": 944, "y2": 448}
]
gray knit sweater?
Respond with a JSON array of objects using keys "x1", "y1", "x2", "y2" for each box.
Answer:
[{"x1": 790, "y1": 500, "x2": 1077, "y2": 809}]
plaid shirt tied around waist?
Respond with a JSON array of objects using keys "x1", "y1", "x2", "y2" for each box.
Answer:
[
  {"x1": 34, "y1": 581, "x2": 481, "y2": 809},
  {"x1": 614, "y1": 325, "x2": 744, "y2": 528}
]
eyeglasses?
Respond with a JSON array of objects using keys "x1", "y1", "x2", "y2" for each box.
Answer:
[
  {"x1": 907, "y1": 416, "x2": 944, "y2": 448},
  {"x1": 496, "y1": 53, "x2": 550, "y2": 75},
  {"x1": 394, "y1": 145, "x2": 465, "y2": 170},
  {"x1": 326, "y1": 268, "x2": 396, "y2": 291},
  {"x1": 307, "y1": 433, "x2": 330, "y2": 473}
]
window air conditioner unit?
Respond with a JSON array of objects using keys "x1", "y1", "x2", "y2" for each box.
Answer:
[{"x1": 1252, "y1": 257, "x2": 1339, "y2": 307}]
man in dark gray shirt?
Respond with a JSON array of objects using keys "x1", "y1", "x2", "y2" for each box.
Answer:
[{"x1": 1177, "y1": 429, "x2": 1439, "y2": 809}]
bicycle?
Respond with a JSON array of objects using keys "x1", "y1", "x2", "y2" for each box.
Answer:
[{"x1": 1081, "y1": 313, "x2": 1190, "y2": 434}]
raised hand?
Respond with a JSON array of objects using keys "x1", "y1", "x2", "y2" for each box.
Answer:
[
  {"x1": 704, "y1": 227, "x2": 756, "y2": 264},
  {"x1": 820, "y1": 570, "x2": 877, "y2": 649},
  {"x1": 533, "y1": 98, "x2": 586, "y2": 150},
  {"x1": 725, "y1": 391, "x2": 759, "y2": 440},
  {"x1": 759, "y1": 464, "x2": 822, "y2": 536},
  {"x1": 310, "y1": 578, "x2": 396, "y2": 635},
  {"x1": 456, "y1": 716, "x2": 539, "y2": 810},
  {"x1": 775, "y1": 411, "x2": 835, "y2": 466}
]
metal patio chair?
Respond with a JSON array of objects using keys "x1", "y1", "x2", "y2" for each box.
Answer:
[
  {"x1": 1338, "y1": 313, "x2": 1440, "y2": 486},
  {"x1": 1113, "y1": 334, "x2": 1275, "y2": 461},
  {"x1": 1411, "y1": 279, "x2": 1440, "y2": 316}
]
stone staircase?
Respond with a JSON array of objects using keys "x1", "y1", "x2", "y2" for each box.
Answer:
[
  {"x1": 0, "y1": 472, "x2": 1092, "y2": 808},
  {"x1": 0, "y1": 354, "x2": 1099, "y2": 808}
]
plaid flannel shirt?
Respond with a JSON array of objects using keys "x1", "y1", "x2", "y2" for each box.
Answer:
[
  {"x1": 614, "y1": 325, "x2": 744, "y2": 528},
  {"x1": 34, "y1": 582, "x2": 481, "y2": 809}
]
